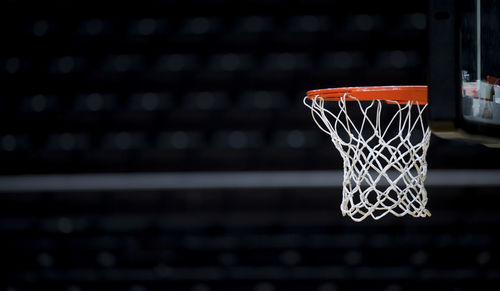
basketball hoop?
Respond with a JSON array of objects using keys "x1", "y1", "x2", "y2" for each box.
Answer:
[{"x1": 303, "y1": 86, "x2": 431, "y2": 222}]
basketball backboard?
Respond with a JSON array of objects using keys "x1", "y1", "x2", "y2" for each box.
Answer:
[{"x1": 428, "y1": 0, "x2": 500, "y2": 145}]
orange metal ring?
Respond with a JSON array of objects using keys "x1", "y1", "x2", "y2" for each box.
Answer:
[{"x1": 306, "y1": 85, "x2": 428, "y2": 105}]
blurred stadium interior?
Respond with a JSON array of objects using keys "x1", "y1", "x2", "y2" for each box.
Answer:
[{"x1": 1, "y1": 1, "x2": 500, "y2": 290}]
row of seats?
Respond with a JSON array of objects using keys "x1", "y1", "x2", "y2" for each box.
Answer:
[
  {"x1": 17, "y1": 13, "x2": 426, "y2": 38},
  {"x1": 2, "y1": 226, "x2": 494, "y2": 253},
  {"x1": 5, "y1": 280, "x2": 492, "y2": 291},
  {"x1": 4, "y1": 91, "x2": 291, "y2": 112},
  {"x1": 1, "y1": 133, "x2": 495, "y2": 173},
  {"x1": 4, "y1": 248, "x2": 495, "y2": 270},
  {"x1": 1, "y1": 50, "x2": 422, "y2": 75},
  {"x1": 0, "y1": 130, "x2": 322, "y2": 152}
]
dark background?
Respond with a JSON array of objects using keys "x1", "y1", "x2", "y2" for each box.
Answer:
[{"x1": 1, "y1": 1, "x2": 500, "y2": 290}]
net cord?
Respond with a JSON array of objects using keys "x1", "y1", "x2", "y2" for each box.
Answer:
[{"x1": 303, "y1": 94, "x2": 431, "y2": 221}]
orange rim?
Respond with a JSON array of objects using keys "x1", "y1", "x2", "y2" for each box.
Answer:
[{"x1": 306, "y1": 85, "x2": 428, "y2": 105}]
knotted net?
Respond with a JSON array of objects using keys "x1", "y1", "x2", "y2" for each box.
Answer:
[{"x1": 304, "y1": 94, "x2": 431, "y2": 222}]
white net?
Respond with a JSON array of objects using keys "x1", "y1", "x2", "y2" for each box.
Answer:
[{"x1": 304, "y1": 94, "x2": 431, "y2": 222}]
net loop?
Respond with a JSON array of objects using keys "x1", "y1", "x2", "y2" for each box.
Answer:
[{"x1": 303, "y1": 94, "x2": 431, "y2": 222}]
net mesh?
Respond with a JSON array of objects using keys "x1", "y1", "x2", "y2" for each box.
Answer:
[{"x1": 304, "y1": 94, "x2": 431, "y2": 222}]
